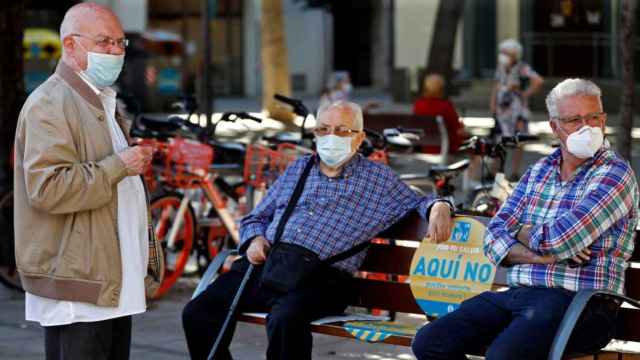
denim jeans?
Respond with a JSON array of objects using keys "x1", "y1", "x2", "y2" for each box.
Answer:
[{"x1": 411, "y1": 287, "x2": 618, "y2": 360}]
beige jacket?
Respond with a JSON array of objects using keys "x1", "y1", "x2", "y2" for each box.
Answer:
[{"x1": 14, "y1": 61, "x2": 164, "y2": 307}]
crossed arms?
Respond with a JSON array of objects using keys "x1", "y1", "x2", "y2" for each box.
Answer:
[{"x1": 484, "y1": 164, "x2": 637, "y2": 267}]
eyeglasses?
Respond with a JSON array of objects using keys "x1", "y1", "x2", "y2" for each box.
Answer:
[
  {"x1": 312, "y1": 125, "x2": 361, "y2": 137},
  {"x1": 554, "y1": 111, "x2": 605, "y2": 130},
  {"x1": 70, "y1": 34, "x2": 129, "y2": 50}
]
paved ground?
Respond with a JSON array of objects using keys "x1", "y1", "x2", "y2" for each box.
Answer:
[
  {"x1": 0, "y1": 279, "x2": 417, "y2": 360},
  {"x1": 3, "y1": 93, "x2": 640, "y2": 359}
]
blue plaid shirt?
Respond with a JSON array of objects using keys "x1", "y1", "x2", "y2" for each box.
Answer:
[{"x1": 240, "y1": 154, "x2": 438, "y2": 273}]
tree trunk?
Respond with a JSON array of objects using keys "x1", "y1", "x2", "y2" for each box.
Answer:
[
  {"x1": 0, "y1": 2, "x2": 25, "y2": 192},
  {"x1": 425, "y1": 0, "x2": 465, "y2": 93},
  {"x1": 618, "y1": 0, "x2": 635, "y2": 160},
  {"x1": 261, "y1": 0, "x2": 294, "y2": 123}
]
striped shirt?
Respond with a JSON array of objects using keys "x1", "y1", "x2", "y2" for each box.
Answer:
[
  {"x1": 240, "y1": 154, "x2": 438, "y2": 273},
  {"x1": 484, "y1": 146, "x2": 639, "y2": 295}
]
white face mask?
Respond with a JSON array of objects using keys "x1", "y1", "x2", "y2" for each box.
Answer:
[
  {"x1": 498, "y1": 53, "x2": 511, "y2": 67},
  {"x1": 316, "y1": 134, "x2": 354, "y2": 167},
  {"x1": 565, "y1": 126, "x2": 604, "y2": 159},
  {"x1": 82, "y1": 51, "x2": 124, "y2": 88}
]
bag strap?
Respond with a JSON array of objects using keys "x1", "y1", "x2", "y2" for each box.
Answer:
[
  {"x1": 323, "y1": 240, "x2": 370, "y2": 265},
  {"x1": 272, "y1": 157, "x2": 315, "y2": 245}
]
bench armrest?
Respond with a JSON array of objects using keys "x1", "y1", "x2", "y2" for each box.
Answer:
[
  {"x1": 192, "y1": 249, "x2": 239, "y2": 300},
  {"x1": 548, "y1": 289, "x2": 640, "y2": 360}
]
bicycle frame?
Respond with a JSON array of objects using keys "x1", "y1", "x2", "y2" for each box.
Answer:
[{"x1": 163, "y1": 174, "x2": 240, "y2": 251}]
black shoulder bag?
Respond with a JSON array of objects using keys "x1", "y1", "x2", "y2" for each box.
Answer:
[{"x1": 260, "y1": 158, "x2": 370, "y2": 293}]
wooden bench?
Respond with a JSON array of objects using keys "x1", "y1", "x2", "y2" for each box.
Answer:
[
  {"x1": 362, "y1": 113, "x2": 449, "y2": 164},
  {"x1": 194, "y1": 212, "x2": 640, "y2": 360}
]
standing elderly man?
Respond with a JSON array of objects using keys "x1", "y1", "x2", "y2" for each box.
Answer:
[
  {"x1": 13, "y1": 3, "x2": 163, "y2": 359},
  {"x1": 182, "y1": 101, "x2": 455, "y2": 360},
  {"x1": 412, "y1": 78, "x2": 639, "y2": 359}
]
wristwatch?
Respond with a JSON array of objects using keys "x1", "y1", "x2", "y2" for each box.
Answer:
[{"x1": 511, "y1": 224, "x2": 524, "y2": 239}]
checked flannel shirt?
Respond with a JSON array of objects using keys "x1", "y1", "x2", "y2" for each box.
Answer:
[
  {"x1": 484, "y1": 146, "x2": 639, "y2": 295},
  {"x1": 239, "y1": 154, "x2": 439, "y2": 273}
]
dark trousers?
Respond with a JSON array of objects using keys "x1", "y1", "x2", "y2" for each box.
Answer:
[
  {"x1": 411, "y1": 287, "x2": 618, "y2": 360},
  {"x1": 182, "y1": 258, "x2": 353, "y2": 360},
  {"x1": 44, "y1": 315, "x2": 132, "y2": 360}
]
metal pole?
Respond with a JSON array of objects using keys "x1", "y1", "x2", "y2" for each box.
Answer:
[
  {"x1": 202, "y1": 0, "x2": 215, "y2": 127},
  {"x1": 181, "y1": 0, "x2": 189, "y2": 93}
]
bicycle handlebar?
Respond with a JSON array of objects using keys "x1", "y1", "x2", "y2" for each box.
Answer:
[
  {"x1": 459, "y1": 133, "x2": 540, "y2": 156},
  {"x1": 274, "y1": 94, "x2": 310, "y2": 118},
  {"x1": 220, "y1": 111, "x2": 262, "y2": 123},
  {"x1": 501, "y1": 134, "x2": 540, "y2": 145},
  {"x1": 167, "y1": 115, "x2": 215, "y2": 140},
  {"x1": 394, "y1": 127, "x2": 424, "y2": 136}
]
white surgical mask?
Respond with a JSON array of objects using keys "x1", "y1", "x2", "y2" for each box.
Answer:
[
  {"x1": 498, "y1": 53, "x2": 511, "y2": 67},
  {"x1": 316, "y1": 134, "x2": 354, "y2": 167},
  {"x1": 82, "y1": 51, "x2": 124, "y2": 88},
  {"x1": 565, "y1": 126, "x2": 604, "y2": 159}
]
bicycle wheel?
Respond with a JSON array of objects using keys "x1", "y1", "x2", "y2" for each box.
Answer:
[
  {"x1": 193, "y1": 211, "x2": 229, "y2": 277},
  {"x1": 150, "y1": 193, "x2": 196, "y2": 299},
  {"x1": 0, "y1": 191, "x2": 22, "y2": 292}
]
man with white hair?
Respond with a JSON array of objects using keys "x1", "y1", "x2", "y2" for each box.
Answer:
[
  {"x1": 13, "y1": 3, "x2": 163, "y2": 359},
  {"x1": 491, "y1": 38, "x2": 544, "y2": 180},
  {"x1": 412, "y1": 78, "x2": 638, "y2": 359},
  {"x1": 183, "y1": 100, "x2": 455, "y2": 360}
]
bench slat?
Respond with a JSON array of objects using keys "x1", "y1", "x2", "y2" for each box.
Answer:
[
  {"x1": 236, "y1": 313, "x2": 414, "y2": 346},
  {"x1": 626, "y1": 268, "x2": 640, "y2": 299},
  {"x1": 358, "y1": 243, "x2": 415, "y2": 275},
  {"x1": 349, "y1": 278, "x2": 423, "y2": 314},
  {"x1": 238, "y1": 312, "x2": 634, "y2": 358},
  {"x1": 376, "y1": 210, "x2": 427, "y2": 241},
  {"x1": 617, "y1": 307, "x2": 640, "y2": 343}
]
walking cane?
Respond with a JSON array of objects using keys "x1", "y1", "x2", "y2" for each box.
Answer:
[{"x1": 207, "y1": 263, "x2": 254, "y2": 360}]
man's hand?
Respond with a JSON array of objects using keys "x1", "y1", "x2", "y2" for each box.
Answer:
[
  {"x1": 118, "y1": 146, "x2": 153, "y2": 176},
  {"x1": 516, "y1": 224, "x2": 533, "y2": 247},
  {"x1": 427, "y1": 201, "x2": 454, "y2": 243},
  {"x1": 246, "y1": 236, "x2": 271, "y2": 265},
  {"x1": 569, "y1": 248, "x2": 592, "y2": 266},
  {"x1": 504, "y1": 243, "x2": 556, "y2": 265}
]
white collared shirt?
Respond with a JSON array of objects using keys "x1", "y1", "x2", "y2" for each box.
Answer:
[{"x1": 25, "y1": 73, "x2": 149, "y2": 326}]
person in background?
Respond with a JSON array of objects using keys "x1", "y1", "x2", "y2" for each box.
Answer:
[
  {"x1": 319, "y1": 71, "x2": 353, "y2": 111},
  {"x1": 413, "y1": 73, "x2": 465, "y2": 154},
  {"x1": 490, "y1": 38, "x2": 544, "y2": 181}
]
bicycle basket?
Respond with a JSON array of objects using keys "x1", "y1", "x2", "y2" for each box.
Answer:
[
  {"x1": 243, "y1": 144, "x2": 298, "y2": 188},
  {"x1": 161, "y1": 138, "x2": 213, "y2": 188}
]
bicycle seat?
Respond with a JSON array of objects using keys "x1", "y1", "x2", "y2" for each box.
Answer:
[
  {"x1": 211, "y1": 141, "x2": 246, "y2": 166},
  {"x1": 429, "y1": 159, "x2": 470, "y2": 176},
  {"x1": 137, "y1": 114, "x2": 181, "y2": 133},
  {"x1": 262, "y1": 133, "x2": 303, "y2": 146},
  {"x1": 213, "y1": 142, "x2": 246, "y2": 153}
]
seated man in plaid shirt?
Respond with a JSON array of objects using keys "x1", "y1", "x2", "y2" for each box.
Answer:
[
  {"x1": 412, "y1": 78, "x2": 639, "y2": 360},
  {"x1": 182, "y1": 101, "x2": 455, "y2": 360}
]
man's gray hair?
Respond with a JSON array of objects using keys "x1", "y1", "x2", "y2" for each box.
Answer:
[
  {"x1": 499, "y1": 39, "x2": 523, "y2": 60},
  {"x1": 316, "y1": 100, "x2": 364, "y2": 131},
  {"x1": 545, "y1": 78, "x2": 602, "y2": 119},
  {"x1": 59, "y1": 3, "x2": 115, "y2": 42}
]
